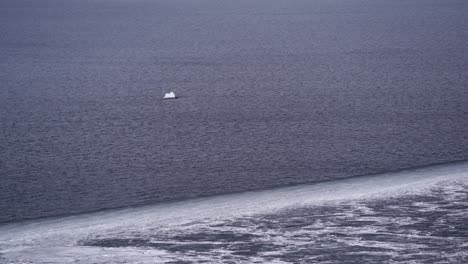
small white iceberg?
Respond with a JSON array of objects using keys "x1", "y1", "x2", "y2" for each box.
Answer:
[{"x1": 163, "y1": 91, "x2": 176, "y2": 99}]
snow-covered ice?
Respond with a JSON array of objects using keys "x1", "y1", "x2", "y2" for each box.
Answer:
[{"x1": 163, "y1": 92, "x2": 176, "y2": 99}]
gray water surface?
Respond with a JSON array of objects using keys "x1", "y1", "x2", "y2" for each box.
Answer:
[{"x1": 1, "y1": 0, "x2": 468, "y2": 223}]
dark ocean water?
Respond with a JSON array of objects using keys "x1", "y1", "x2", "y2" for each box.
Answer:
[{"x1": 1, "y1": 0, "x2": 468, "y2": 224}]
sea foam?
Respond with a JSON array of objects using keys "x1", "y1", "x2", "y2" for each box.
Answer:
[{"x1": 1, "y1": 161, "x2": 467, "y2": 263}]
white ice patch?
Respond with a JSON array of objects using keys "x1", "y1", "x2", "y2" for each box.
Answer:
[{"x1": 163, "y1": 91, "x2": 176, "y2": 99}]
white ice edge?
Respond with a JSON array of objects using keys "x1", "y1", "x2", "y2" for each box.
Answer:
[{"x1": 1, "y1": 161, "x2": 468, "y2": 250}]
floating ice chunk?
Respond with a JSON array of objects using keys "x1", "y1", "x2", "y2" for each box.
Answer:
[{"x1": 163, "y1": 91, "x2": 176, "y2": 99}]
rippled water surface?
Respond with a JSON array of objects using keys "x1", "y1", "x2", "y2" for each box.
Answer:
[
  {"x1": 2, "y1": 0, "x2": 467, "y2": 261},
  {"x1": 1, "y1": 0, "x2": 468, "y2": 224}
]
